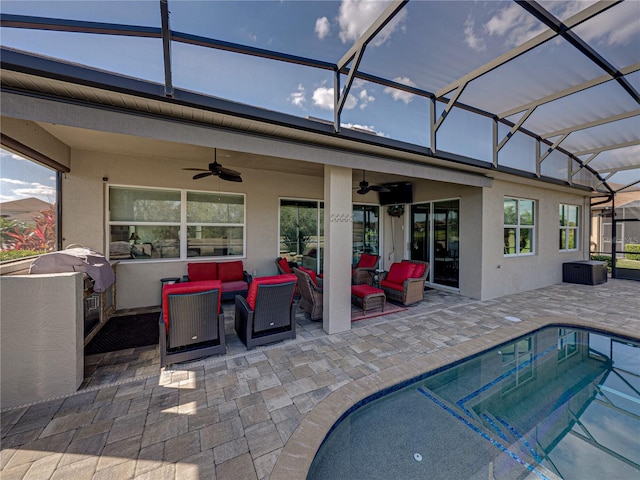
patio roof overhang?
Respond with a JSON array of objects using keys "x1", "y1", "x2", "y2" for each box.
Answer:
[{"x1": 1, "y1": 0, "x2": 638, "y2": 196}]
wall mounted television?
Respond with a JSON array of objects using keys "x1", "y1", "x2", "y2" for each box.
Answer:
[{"x1": 378, "y1": 182, "x2": 413, "y2": 205}]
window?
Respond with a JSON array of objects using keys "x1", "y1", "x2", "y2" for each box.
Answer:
[
  {"x1": 559, "y1": 204, "x2": 579, "y2": 251},
  {"x1": 108, "y1": 186, "x2": 245, "y2": 260},
  {"x1": 0, "y1": 147, "x2": 60, "y2": 261},
  {"x1": 504, "y1": 197, "x2": 535, "y2": 256},
  {"x1": 557, "y1": 328, "x2": 577, "y2": 361},
  {"x1": 501, "y1": 336, "x2": 534, "y2": 392}
]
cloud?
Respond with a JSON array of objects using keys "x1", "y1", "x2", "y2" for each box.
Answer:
[
  {"x1": 384, "y1": 76, "x2": 416, "y2": 104},
  {"x1": 0, "y1": 178, "x2": 30, "y2": 186},
  {"x1": 0, "y1": 178, "x2": 56, "y2": 202},
  {"x1": 485, "y1": 3, "x2": 546, "y2": 46},
  {"x1": 464, "y1": 15, "x2": 486, "y2": 52},
  {"x1": 312, "y1": 86, "x2": 357, "y2": 110},
  {"x1": 315, "y1": 16, "x2": 331, "y2": 40},
  {"x1": 338, "y1": 0, "x2": 407, "y2": 46},
  {"x1": 358, "y1": 89, "x2": 375, "y2": 109},
  {"x1": 341, "y1": 122, "x2": 378, "y2": 135},
  {"x1": 288, "y1": 84, "x2": 307, "y2": 108},
  {"x1": 575, "y1": 0, "x2": 639, "y2": 47}
]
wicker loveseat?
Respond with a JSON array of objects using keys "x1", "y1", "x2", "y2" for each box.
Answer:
[
  {"x1": 379, "y1": 259, "x2": 429, "y2": 306},
  {"x1": 183, "y1": 261, "x2": 251, "y2": 301}
]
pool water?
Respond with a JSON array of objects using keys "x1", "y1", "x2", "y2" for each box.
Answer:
[{"x1": 308, "y1": 327, "x2": 640, "y2": 480}]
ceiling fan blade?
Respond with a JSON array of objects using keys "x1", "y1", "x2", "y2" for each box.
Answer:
[
  {"x1": 219, "y1": 172, "x2": 243, "y2": 182},
  {"x1": 193, "y1": 171, "x2": 214, "y2": 180},
  {"x1": 356, "y1": 187, "x2": 370, "y2": 195},
  {"x1": 183, "y1": 167, "x2": 210, "y2": 172},
  {"x1": 218, "y1": 166, "x2": 242, "y2": 177},
  {"x1": 369, "y1": 185, "x2": 391, "y2": 193}
]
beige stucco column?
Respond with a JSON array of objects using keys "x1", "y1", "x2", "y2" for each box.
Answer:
[{"x1": 322, "y1": 165, "x2": 353, "y2": 334}]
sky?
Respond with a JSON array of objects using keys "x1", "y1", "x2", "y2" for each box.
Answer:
[
  {"x1": 0, "y1": 0, "x2": 638, "y2": 196},
  {"x1": 0, "y1": 148, "x2": 57, "y2": 204}
]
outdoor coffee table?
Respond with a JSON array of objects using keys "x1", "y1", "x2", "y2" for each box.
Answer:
[{"x1": 351, "y1": 284, "x2": 386, "y2": 314}]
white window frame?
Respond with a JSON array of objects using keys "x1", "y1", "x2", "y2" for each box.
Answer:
[
  {"x1": 559, "y1": 204, "x2": 579, "y2": 252},
  {"x1": 107, "y1": 185, "x2": 245, "y2": 262},
  {"x1": 504, "y1": 197, "x2": 536, "y2": 257}
]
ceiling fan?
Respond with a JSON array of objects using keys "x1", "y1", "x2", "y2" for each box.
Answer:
[
  {"x1": 355, "y1": 170, "x2": 390, "y2": 195},
  {"x1": 182, "y1": 149, "x2": 242, "y2": 182}
]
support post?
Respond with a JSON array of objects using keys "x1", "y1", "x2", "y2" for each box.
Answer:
[{"x1": 323, "y1": 165, "x2": 353, "y2": 334}]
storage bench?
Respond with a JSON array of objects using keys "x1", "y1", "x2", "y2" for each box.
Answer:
[{"x1": 562, "y1": 260, "x2": 608, "y2": 285}]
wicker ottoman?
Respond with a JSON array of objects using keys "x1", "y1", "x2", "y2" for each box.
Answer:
[{"x1": 351, "y1": 284, "x2": 386, "y2": 313}]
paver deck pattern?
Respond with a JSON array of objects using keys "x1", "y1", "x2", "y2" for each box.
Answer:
[{"x1": 2, "y1": 279, "x2": 639, "y2": 479}]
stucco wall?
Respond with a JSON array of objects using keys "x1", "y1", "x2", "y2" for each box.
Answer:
[
  {"x1": 378, "y1": 179, "x2": 484, "y2": 299},
  {"x1": 481, "y1": 179, "x2": 590, "y2": 300},
  {"x1": 58, "y1": 147, "x2": 591, "y2": 309},
  {"x1": 63, "y1": 148, "x2": 324, "y2": 310},
  {"x1": 1, "y1": 272, "x2": 83, "y2": 409},
  {"x1": 1, "y1": 117, "x2": 70, "y2": 168}
]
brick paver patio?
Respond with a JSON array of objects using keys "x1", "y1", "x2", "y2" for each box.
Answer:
[{"x1": 2, "y1": 279, "x2": 639, "y2": 480}]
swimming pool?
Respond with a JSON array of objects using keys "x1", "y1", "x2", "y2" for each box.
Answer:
[{"x1": 307, "y1": 326, "x2": 640, "y2": 480}]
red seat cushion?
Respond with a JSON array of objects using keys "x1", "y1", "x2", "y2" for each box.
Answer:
[
  {"x1": 385, "y1": 262, "x2": 416, "y2": 284},
  {"x1": 221, "y1": 280, "x2": 248, "y2": 294},
  {"x1": 217, "y1": 261, "x2": 245, "y2": 282},
  {"x1": 162, "y1": 280, "x2": 222, "y2": 333},
  {"x1": 351, "y1": 284, "x2": 384, "y2": 298},
  {"x1": 246, "y1": 274, "x2": 297, "y2": 309},
  {"x1": 298, "y1": 266, "x2": 318, "y2": 285},
  {"x1": 277, "y1": 258, "x2": 292, "y2": 274},
  {"x1": 380, "y1": 279, "x2": 403, "y2": 291},
  {"x1": 188, "y1": 262, "x2": 217, "y2": 281},
  {"x1": 358, "y1": 253, "x2": 379, "y2": 268}
]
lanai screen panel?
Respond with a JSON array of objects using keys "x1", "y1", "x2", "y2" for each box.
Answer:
[{"x1": 0, "y1": 0, "x2": 638, "y2": 193}]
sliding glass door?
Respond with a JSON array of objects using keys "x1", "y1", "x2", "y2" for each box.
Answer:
[
  {"x1": 279, "y1": 199, "x2": 323, "y2": 273},
  {"x1": 353, "y1": 205, "x2": 380, "y2": 265},
  {"x1": 410, "y1": 199, "x2": 459, "y2": 288}
]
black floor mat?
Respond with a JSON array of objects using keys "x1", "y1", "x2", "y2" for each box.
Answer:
[{"x1": 85, "y1": 312, "x2": 159, "y2": 355}]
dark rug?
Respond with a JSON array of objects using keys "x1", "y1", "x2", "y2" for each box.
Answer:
[{"x1": 85, "y1": 312, "x2": 159, "y2": 355}]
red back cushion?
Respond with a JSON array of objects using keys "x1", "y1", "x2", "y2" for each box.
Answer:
[
  {"x1": 188, "y1": 262, "x2": 217, "y2": 281},
  {"x1": 358, "y1": 253, "x2": 378, "y2": 268},
  {"x1": 413, "y1": 263, "x2": 426, "y2": 278},
  {"x1": 278, "y1": 258, "x2": 292, "y2": 274},
  {"x1": 403, "y1": 260, "x2": 426, "y2": 278},
  {"x1": 246, "y1": 274, "x2": 297, "y2": 310},
  {"x1": 217, "y1": 261, "x2": 244, "y2": 282},
  {"x1": 299, "y1": 266, "x2": 318, "y2": 285},
  {"x1": 162, "y1": 280, "x2": 222, "y2": 333},
  {"x1": 385, "y1": 262, "x2": 416, "y2": 284}
]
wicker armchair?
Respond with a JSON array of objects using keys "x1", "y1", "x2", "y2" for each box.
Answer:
[
  {"x1": 379, "y1": 260, "x2": 429, "y2": 306},
  {"x1": 235, "y1": 274, "x2": 297, "y2": 349},
  {"x1": 293, "y1": 267, "x2": 323, "y2": 321},
  {"x1": 275, "y1": 257, "x2": 298, "y2": 274},
  {"x1": 352, "y1": 253, "x2": 380, "y2": 285},
  {"x1": 159, "y1": 280, "x2": 226, "y2": 367}
]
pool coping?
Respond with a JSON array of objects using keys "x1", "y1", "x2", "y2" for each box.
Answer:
[{"x1": 270, "y1": 315, "x2": 640, "y2": 479}]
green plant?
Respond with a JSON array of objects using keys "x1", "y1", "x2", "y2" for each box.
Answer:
[
  {"x1": 0, "y1": 249, "x2": 44, "y2": 262},
  {"x1": 2, "y1": 206, "x2": 57, "y2": 253},
  {"x1": 387, "y1": 205, "x2": 404, "y2": 217},
  {"x1": 590, "y1": 254, "x2": 612, "y2": 271},
  {"x1": 625, "y1": 244, "x2": 640, "y2": 261}
]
